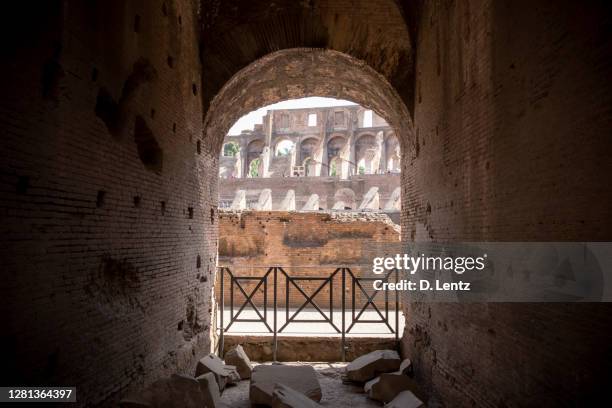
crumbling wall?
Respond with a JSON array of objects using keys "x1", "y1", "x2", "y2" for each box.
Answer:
[
  {"x1": 0, "y1": 1, "x2": 216, "y2": 405},
  {"x1": 401, "y1": 1, "x2": 612, "y2": 406},
  {"x1": 217, "y1": 211, "x2": 400, "y2": 308}
]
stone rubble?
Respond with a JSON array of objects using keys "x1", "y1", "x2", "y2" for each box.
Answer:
[
  {"x1": 250, "y1": 364, "x2": 322, "y2": 405},
  {"x1": 271, "y1": 383, "x2": 324, "y2": 408},
  {"x1": 345, "y1": 349, "x2": 401, "y2": 382},
  {"x1": 121, "y1": 351, "x2": 422, "y2": 407},
  {"x1": 196, "y1": 372, "x2": 222, "y2": 408},
  {"x1": 195, "y1": 353, "x2": 240, "y2": 391},
  {"x1": 224, "y1": 344, "x2": 253, "y2": 379},
  {"x1": 384, "y1": 390, "x2": 425, "y2": 408}
]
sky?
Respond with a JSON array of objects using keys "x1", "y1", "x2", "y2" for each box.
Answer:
[{"x1": 228, "y1": 97, "x2": 357, "y2": 135}]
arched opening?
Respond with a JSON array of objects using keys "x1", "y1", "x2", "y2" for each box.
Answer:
[
  {"x1": 303, "y1": 157, "x2": 316, "y2": 176},
  {"x1": 203, "y1": 49, "x2": 413, "y2": 156},
  {"x1": 275, "y1": 139, "x2": 294, "y2": 157},
  {"x1": 299, "y1": 137, "x2": 320, "y2": 176},
  {"x1": 246, "y1": 139, "x2": 264, "y2": 177},
  {"x1": 223, "y1": 141, "x2": 239, "y2": 157},
  {"x1": 7, "y1": 2, "x2": 611, "y2": 407},
  {"x1": 328, "y1": 156, "x2": 341, "y2": 177},
  {"x1": 355, "y1": 134, "x2": 378, "y2": 175},
  {"x1": 327, "y1": 135, "x2": 348, "y2": 178},
  {"x1": 208, "y1": 51, "x2": 409, "y2": 377}
]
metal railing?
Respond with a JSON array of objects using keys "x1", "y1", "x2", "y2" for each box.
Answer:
[{"x1": 217, "y1": 266, "x2": 400, "y2": 361}]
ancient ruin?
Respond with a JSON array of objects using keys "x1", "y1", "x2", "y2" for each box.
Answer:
[
  {"x1": 2, "y1": 0, "x2": 612, "y2": 407},
  {"x1": 218, "y1": 104, "x2": 401, "y2": 213}
]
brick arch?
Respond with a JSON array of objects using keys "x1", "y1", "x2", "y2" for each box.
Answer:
[
  {"x1": 199, "y1": 0, "x2": 414, "y2": 114},
  {"x1": 202, "y1": 48, "x2": 414, "y2": 157},
  {"x1": 272, "y1": 137, "x2": 295, "y2": 155}
]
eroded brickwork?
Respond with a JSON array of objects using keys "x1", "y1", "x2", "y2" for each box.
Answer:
[
  {"x1": 1, "y1": 1, "x2": 216, "y2": 405},
  {"x1": 217, "y1": 211, "x2": 400, "y2": 308},
  {"x1": 401, "y1": 1, "x2": 612, "y2": 406}
]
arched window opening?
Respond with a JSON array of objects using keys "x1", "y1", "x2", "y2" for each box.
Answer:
[
  {"x1": 275, "y1": 140, "x2": 294, "y2": 156},
  {"x1": 303, "y1": 157, "x2": 316, "y2": 176},
  {"x1": 223, "y1": 142, "x2": 239, "y2": 157},
  {"x1": 329, "y1": 156, "x2": 342, "y2": 177}
]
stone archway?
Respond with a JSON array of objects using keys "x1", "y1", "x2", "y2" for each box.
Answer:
[{"x1": 202, "y1": 49, "x2": 414, "y2": 158}]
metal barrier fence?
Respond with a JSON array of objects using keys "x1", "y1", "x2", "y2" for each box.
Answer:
[{"x1": 217, "y1": 266, "x2": 400, "y2": 361}]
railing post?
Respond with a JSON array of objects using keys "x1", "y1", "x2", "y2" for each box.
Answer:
[
  {"x1": 219, "y1": 267, "x2": 225, "y2": 358},
  {"x1": 341, "y1": 267, "x2": 346, "y2": 362},
  {"x1": 273, "y1": 266, "x2": 278, "y2": 362}
]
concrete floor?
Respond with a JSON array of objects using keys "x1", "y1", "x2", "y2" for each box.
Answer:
[
  {"x1": 220, "y1": 362, "x2": 381, "y2": 407},
  {"x1": 219, "y1": 308, "x2": 405, "y2": 338}
]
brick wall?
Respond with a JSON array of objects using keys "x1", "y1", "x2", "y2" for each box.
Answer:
[
  {"x1": 401, "y1": 0, "x2": 612, "y2": 406},
  {"x1": 217, "y1": 211, "x2": 401, "y2": 309},
  {"x1": 0, "y1": 1, "x2": 216, "y2": 405}
]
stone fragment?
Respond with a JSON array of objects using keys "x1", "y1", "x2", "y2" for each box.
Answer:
[
  {"x1": 224, "y1": 344, "x2": 253, "y2": 379},
  {"x1": 384, "y1": 390, "x2": 425, "y2": 408},
  {"x1": 345, "y1": 349, "x2": 401, "y2": 382},
  {"x1": 250, "y1": 365, "x2": 322, "y2": 405},
  {"x1": 195, "y1": 353, "x2": 240, "y2": 391},
  {"x1": 196, "y1": 372, "x2": 222, "y2": 408},
  {"x1": 272, "y1": 383, "x2": 323, "y2": 408},
  {"x1": 364, "y1": 373, "x2": 422, "y2": 403}
]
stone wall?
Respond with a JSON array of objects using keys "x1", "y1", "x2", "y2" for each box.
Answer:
[
  {"x1": 401, "y1": 1, "x2": 612, "y2": 406},
  {"x1": 220, "y1": 104, "x2": 399, "y2": 179},
  {"x1": 217, "y1": 211, "x2": 401, "y2": 308},
  {"x1": 0, "y1": 1, "x2": 216, "y2": 404},
  {"x1": 219, "y1": 173, "x2": 400, "y2": 211}
]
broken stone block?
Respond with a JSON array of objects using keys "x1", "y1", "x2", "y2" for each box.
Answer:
[
  {"x1": 272, "y1": 383, "x2": 323, "y2": 408},
  {"x1": 364, "y1": 373, "x2": 422, "y2": 403},
  {"x1": 384, "y1": 390, "x2": 425, "y2": 408},
  {"x1": 195, "y1": 354, "x2": 240, "y2": 391},
  {"x1": 224, "y1": 344, "x2": 253, "y2": 379},
  {"x1": 196, "y1": 372, "x2": 222, "y2": 408},
  {"x1": 345, "y1": 349, "x2": 401, "y2": 382},
  {"x1": 250, "y1": 365, "x2": 322, "y2": 405}
]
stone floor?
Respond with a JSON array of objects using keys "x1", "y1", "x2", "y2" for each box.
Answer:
[{"x1": 220, "y1": 362, "x2": 381, "y2": 407}]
